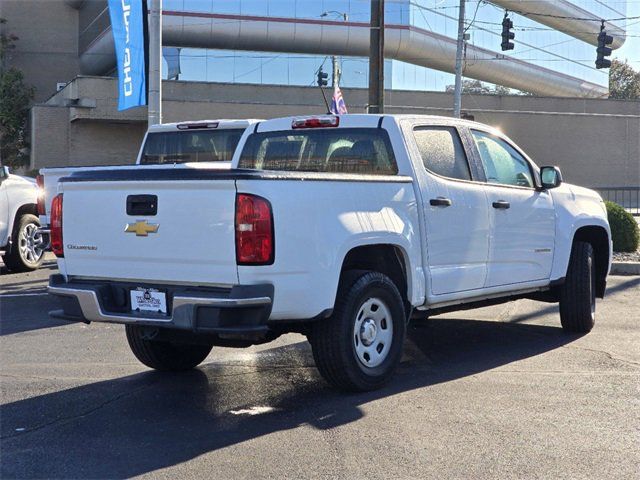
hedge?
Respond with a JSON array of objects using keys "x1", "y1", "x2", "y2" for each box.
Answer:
[{"x1": 605, "y1": 201, "x2": 639, "y2": 253}]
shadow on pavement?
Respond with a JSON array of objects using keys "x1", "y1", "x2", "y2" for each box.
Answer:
[
  {"x1": 1, "y1": 318, "x2": 580, "y2": 479},
  {"x1": 0, "y1": 261, "x2": 57, "y2": 277},
  {"x1": 507, "y1": 276, "x2": 639, "y2": 324},
  {"x1": 0, "y1": 295, "x2": 70, "y2": 336},
  {"x1": 604, "y1": 276, "x2": 640, "y2": 293}
]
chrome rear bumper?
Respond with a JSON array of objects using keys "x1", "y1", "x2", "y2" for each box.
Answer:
[{"x1": 47, "y1": 275, "x2": 273, "y2": 334}]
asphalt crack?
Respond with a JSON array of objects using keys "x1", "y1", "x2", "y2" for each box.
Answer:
[
  {"x1": 1, "y1": 383, "x2": 154, "y2": 440},
  {"x1": 565, "y1": 345, "x2": 640, "y2": 368}
]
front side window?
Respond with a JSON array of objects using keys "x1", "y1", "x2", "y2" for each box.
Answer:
[
  {"x1": 471, "y1": 130, "x2": 534, "y2": 188},
  {"x1": 139, "y1": 129, "x2": 244, "y2": 164},
  {"x1": 238, "y1": 128, "x2": 398, "y2": 175},
  {"x1": 413, "y1": 126, "x2": 471, "y2": 181}
]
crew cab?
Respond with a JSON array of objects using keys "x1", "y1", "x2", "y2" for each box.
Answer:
[
  {"x1": 47, "y1": 115, "x2": 612, "y2": 391},
  {"x1": 37, "y1": 119, "x2": 260, "y2": 233},
  {"x1": 0, "y1": 165, "x2": 46, "y2": 272}
]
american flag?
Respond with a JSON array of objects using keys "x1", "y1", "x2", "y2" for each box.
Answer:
[{"x1": 330, "y1": 85, "x2": 348, "y2": 115}]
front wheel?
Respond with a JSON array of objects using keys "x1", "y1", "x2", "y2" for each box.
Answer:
[
  {"x1": 310, "y1": 271, "x2": 406, "y2": 392},
  {"x1": 2, "y1": 214, "x2": 45, "y2": 272},
  {"x1": 559, "y1": 241, "x2": 596, "y2": 333},
  {"x1": 126, "y1": 325, "x2": 213, "y2": 371}
]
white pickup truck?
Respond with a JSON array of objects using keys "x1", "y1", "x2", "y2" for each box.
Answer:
[
  {"x1": 38, "y1": 119, "x2": 259, "y2": 231},
  {"x1": 0, "y1": 165, "x2": 45, "y2": 272},
  {"x1": 48, "y1": 114, "x2": 612, "y2": 391}
]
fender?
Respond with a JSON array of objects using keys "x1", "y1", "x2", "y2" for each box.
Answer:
[
  {"x1": 549, "y1": 185, "x2": 611, "y2": 282},
  {"x1": 1, "y1": 174, "x2": 39, "y2": 249}
]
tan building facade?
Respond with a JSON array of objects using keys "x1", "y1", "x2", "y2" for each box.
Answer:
[{"x1": 31, "y1": 76, "x2": 640, "y2": 189}]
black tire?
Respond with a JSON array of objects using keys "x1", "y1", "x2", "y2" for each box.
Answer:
[
  {"x1": 559, "y1": 241, "x2": 596, "y2": 333},
  {"x1": 310, "y1": 271, "x2": 406, "y2": 392},
  {"x1": 2, "y1": 214, "x2": 45, "y2": 273},
  {"x1": 126, "y1": 325, "x2": 213, "y2": 371}
]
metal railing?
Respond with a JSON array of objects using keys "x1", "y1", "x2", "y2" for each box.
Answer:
[{"x1": 592, "y1": 187, "x2": 640, "y2": 216}]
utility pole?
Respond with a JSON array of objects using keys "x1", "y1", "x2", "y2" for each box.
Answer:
[
  {"x1": 368, "y1": 0, "x2": 384, "y2": 114},
  {"x1": 453, "y1": 0, "x2": 465, "y2": 118},
  {"x1": 332, "y1": 56, "x2": 340, "y2": 88},
  {"x1": 148, "y1": 0, "x2": 162, "y2": 125},
  {"x1": 321, "y1": 11, "x2": 348, "y2": 87}
]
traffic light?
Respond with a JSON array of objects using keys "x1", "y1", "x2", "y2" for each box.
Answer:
[
  {"x1": 501, "y1": 14, "x2": 515, "y2": 51},
  {"x1": 317, "y1": 67, "x2": 328, "y2": 87},
  {"x1": 595, "y1": 26, "x2": 613, "y2": 69}
]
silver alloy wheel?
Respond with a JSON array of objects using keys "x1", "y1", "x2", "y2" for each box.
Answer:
[
  {"x1": 18, "y1": 222, "x2": 45, "y2": 266},
  {"x1": 353, "y1": 297, "x2": 393, "y2": 368}
]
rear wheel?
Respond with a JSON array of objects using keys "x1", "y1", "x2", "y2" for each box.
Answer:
[
  {"x1": 559, "y1": 241, "x2": 596, "y2": 333},
  {"x1": 126, "y1": 325, "x2": 213, "y2": 371},
  {"x1": 310, "y1": 271, "x2": 406, "y2": 392},
  {"x1": 2, "y1": 214, "x2": 45, "y2": 272}
]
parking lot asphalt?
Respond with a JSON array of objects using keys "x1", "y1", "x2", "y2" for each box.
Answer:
[{"x1": 1, "y1": 256, "x2": 639, "y2": 479}]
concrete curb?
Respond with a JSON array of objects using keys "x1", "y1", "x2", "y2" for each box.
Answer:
[{"x1": 610, "y1": 262, "x2": 640, "y2": 275}]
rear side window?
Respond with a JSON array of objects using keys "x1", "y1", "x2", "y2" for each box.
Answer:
[
  {"x1": 413, "y1": 127, "x2": 471, "y2": 181},
  {"x1": 238, "y1": 128, "x2": 398, "y2": 175},
  {"x1": 140, "y1": 129, "x2": 244, "y2": 164}
]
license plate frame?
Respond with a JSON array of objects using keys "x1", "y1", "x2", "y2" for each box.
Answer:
[{"x1": 130, "y1": 287, "x2": 167, "y2": 314}]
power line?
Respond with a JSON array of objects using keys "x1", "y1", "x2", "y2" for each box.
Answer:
[
  {"x1": 481, "y1": 1, "x2": 637, "y2": 22},
  {"x1": 410, "y1": 2, "x2": 612, "y2": 73}
]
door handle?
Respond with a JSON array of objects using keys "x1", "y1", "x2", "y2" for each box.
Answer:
[
  {"x1": 492, "y1": 200, "x2": 510, "y2": 209},
  {"x1": 430, "y1": 197, "x2": 452, "y2": 207}
]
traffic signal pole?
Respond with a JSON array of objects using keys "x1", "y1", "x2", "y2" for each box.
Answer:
[
  {"x1": 453, "y1": 0, "x2": 466, "y2": 118},
  {"x1": 368, "y1": 0, "x2": 384, "y2": 114},
  {"x1": 317, "y1": 67, "x2": 331, "y2": 113}
]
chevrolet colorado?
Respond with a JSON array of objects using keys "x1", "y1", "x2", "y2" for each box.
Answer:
[{"x1": 48, "y1": 114, "x2": 612, "y2": 391}]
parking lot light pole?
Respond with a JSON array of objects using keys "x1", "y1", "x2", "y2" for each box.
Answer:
[{"x1": 148, "y1": 0, "x2": 162, "y2": 125}]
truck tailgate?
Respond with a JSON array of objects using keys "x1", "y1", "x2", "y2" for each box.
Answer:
[{"x1": 61, "y1": 179, "x2": 238, "y2": 286}]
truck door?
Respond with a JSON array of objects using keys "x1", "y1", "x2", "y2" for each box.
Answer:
[
  {"x1": 411, "y1": 126, "x2": 490, "y2": 296},
  {"x1": 469, "y1": 130, "x2": 555, "y2": 287}
]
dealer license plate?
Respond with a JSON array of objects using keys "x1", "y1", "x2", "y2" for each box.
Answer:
[{"x1": 130, "y1": 287, "x2": 167, "y2": 314}]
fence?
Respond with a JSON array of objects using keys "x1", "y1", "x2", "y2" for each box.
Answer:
[{"x1": 593, "y1": 187, "x2": 640, "y2": 216}]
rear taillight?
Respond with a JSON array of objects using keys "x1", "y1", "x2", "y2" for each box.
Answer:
[
  {"x1": 51, "y1": 194, "x2": 63, "y2": 257},
  {"x1": 235, "y1": 193, "x2": 273, "y2": 265},
  {"x1": 36, "y1": 175, "x2": 45, "y2": 215}
]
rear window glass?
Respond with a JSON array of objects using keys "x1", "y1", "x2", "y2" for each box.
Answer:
[
  {"x1": 139, "y1": 129, "x2": 244, "y2": 164},
  {"x1": 238, "y1": 128, "x2": 398, "y2": 175}
]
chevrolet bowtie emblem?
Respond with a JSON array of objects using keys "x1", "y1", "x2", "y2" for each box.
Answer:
[{"x1": 124, "y1": 220, "x2": 159, "y2": 236}]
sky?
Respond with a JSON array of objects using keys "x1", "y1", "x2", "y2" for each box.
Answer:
[{"x1": 613, "y1": 2, "x2": 640, "y2": 64}]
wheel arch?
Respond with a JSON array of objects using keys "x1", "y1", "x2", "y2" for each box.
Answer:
[
  {"x1": 13, "y1": 203, "x2": 38, "y2": 224},
  {"x1": 8, "y1": 203, "x2": 38, "y2": 247},
  {"x1": 339, "y1": 243, "x2": 413, "y2": 307},
  {"x1": 572, "y1": 225, "x2": 610, "y2": 298}
]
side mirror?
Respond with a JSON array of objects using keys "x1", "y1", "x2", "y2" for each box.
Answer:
[
  {"x1": 0, "y1": 165, "x2": 9, "y2": 181},
  {"x1": 540, "y1": 166, "x2": 562, "y2": 189}
]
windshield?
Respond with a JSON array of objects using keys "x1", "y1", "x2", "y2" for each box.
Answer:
[
  {"x1": 139, "y1": 129, "x2": 244, "y2": 164},
  {"x1": 238, "y1": 128, "x2": 397, "y2": 175}
]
